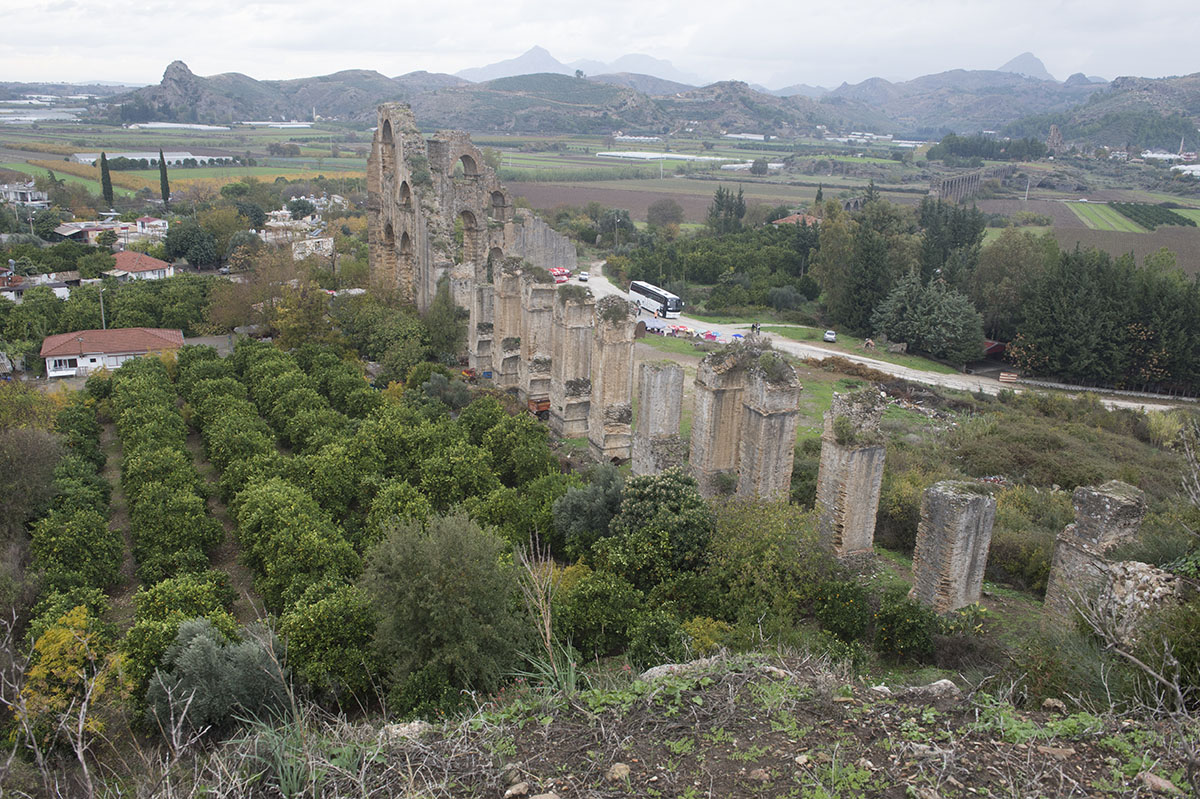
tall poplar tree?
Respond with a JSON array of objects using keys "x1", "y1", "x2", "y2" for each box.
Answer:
[
  {"x1": 158, "y1": 149, "x2": 170, "y2": 209},
  {"x1": 99, "y1": 152, "x2": 114, "y2": 208}
]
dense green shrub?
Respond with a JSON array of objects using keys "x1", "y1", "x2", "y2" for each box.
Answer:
[
  {"x1": 553, "y1": 464, "x2": 625, "y2": 559},
  {"x1": 279, "y1": 582, "x2": 380, "y2": 699},
  {"x1": 1137, "y1": 595, "x2": 1200, "y2": 708},
  {"x1": 366, "y1": 514, "x2": 527, "y2": 709},
  {"x1": 556, "y1": 570, "x2": 645, "y2": 658},
  {"x1": 706, "y1": 500, "x2": 834, "y2": 624},
  {"x1": 24, "y1": 587, "x2": 112, "y2": 648},
  {"x1": 146, "y1": 618, "x2": 286, "y2": 735},
  {"x1": 602, "y1": 468, "x2": 714, "y2": 589},
  {"x1": 466, "y1": 473, "x2": 578, "y2": 551},
  {"x1": 873, "y1": 588, "x2": 937, "y2": 662},
  {"x1": 626, "y1": 610, "x2": 689, "y2": 669},
  {"x1": 235, "y1": 478, "x2": 360, "y2": 610},
  {"x1": 812, "y1": 579, "x2": 872, "y2": 642},
  {"x1": 30, "y1": 509, "x2": 122, "y2": 590}
]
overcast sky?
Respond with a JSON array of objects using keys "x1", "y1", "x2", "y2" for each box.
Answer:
[{"x1": 6, "y1": 0, "x2": 1195, "y2": 89}]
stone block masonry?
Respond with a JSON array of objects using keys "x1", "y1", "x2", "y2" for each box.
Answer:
[
  {"x1": 588, "y1": 296, "x2": 636, "y2": 462},
  {"x1": 632, "y1": 361, "x2": 686, "y2": 476},
  {"x1": 492, "y1": 260, "x2": 523, "y2": 390},
  {"x1": 517, "y1": 271, "x2": 556, "y2": 405},
  {"x1": 815, "y1": 390, "x2": 887, "y2": 560},
  {"x1": 1044, "y1": 480, "x2": 1147, "y2": 623},
  {"x1": 689, "y1": 349, "x2": 747, "y2": 496},
  {"x1": 737, "y1": 353, "x2": 801, "y2": 500},
  {"x1": 910, "y1": 481, "x2": 997, "y2": 613},
  {"x1": 549, "y1": 287, "x2": 594, "y2": 437}
]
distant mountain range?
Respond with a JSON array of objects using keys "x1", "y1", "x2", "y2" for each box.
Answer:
[
  {"x1": 455, "y1": 46, "x2": 704, "y2": 87},
  {"x1": 52, "y1": 53, "x2": 1200, "y2": 149}
]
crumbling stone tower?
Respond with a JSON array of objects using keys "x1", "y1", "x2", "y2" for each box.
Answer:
[
  {"x1": 549, "y1": 285, "x2": 594, "y2": 437},
  {"x1": 815, "y1": 389, "x2": 887, "y2": 561},
  {"x1": 492, "y1": 259, "x2": 523, "y2": 390},
  {"x1": 588, "y1": 296, "x2": 636, "y2": 462},
  {"x1": 518, "y1": 270, "x2": 556, "y2": 406},
  {"x1": 688, "y1": 347, "x2": 801, "y2": 498},
  {"x1": 367, "y1": 103, "x2": 575, "y2": 376},
  {"x1": 737, "y1": 352, "x2": 802, "y2": 500},
  {"x1": 632, "y1": 361, "x2": 686, "y2": 476},
  {"x1": 910, "y1": 481, "x2": 997, "y2": 613},
  {"x1": 689, "y1": 349, "x2": 747, "y2": 496},
  {"x1": 1043, "y1": 481, "x2": 1147, "y2": 622}
]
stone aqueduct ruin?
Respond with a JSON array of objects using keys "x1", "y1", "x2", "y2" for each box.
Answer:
[{"x1": 367, "y1": 106, "x2": 1182, "y2": 624}]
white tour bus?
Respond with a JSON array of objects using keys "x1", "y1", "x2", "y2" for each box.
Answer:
[{"x1": 628, "y1": 280, "x2": 684, "y2": 319}]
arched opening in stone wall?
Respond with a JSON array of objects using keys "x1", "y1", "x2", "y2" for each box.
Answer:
[
  {"x1": 459, "y1": 209, "x2": 481, "y2": 265},
  {"x1": 486, "y1": 247, "x2": 503, "y2": 283},
  {"x1": 399, "y1": 180, "x2": 412, "y2": 208},
  {"x1": 380, "y1": 120, "x2": 395, "y2": 174},
  {"x1": 454, "y1": 153, "x2": 478, "y2": 179},
  {"x1": 489, "y1": 190, "x2": 507, "y2": 220},
  {"x1": 382, "y1": 223, "x2": 398, "y2": 283}
]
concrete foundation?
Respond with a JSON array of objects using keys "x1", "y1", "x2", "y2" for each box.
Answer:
[
  {"x1": 588, "y1": 296, "x2": 636, "y2": 462},
  {"x1": 517, "y1": 271, "x2": 556, "y2": 405},
  {"x1": 816, "y1": 390, "x2": 887, "y2": 560},
  {"x1": 549, "y1": 287, "x2": 594, "y2": 437},
  {"x1": 1044, "y1": 481, "x2": 1147, "y2": 622},
  {"x1": 737, "y1": 353, "x2": 801, "y2": 500},
  {"x1": 632, "y1": 361, "x2": 686, "y2": 476},
  {"x1": 910, "y1": 481, "x2": 997, "y2": 613}
]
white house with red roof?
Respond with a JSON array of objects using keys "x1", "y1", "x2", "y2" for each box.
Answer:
[
  {"x1": 107, "y1": 250, "x2": 175, "y2": 281},
  {"x1": 40, "y1": 327, "x2": 184, "y2": 378},
  {"x1": 135, "y1": 216, "x2": 169, "y2": 237}
]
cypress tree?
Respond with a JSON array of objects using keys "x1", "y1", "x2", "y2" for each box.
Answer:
[
  {"x1": 99, "y1": 152, "x2": 114, "y2": 208},
  {"x1": 158, "y1": 149, "x2": 170, "y2": 209}
]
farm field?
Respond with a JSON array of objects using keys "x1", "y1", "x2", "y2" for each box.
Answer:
[
  {"x1": 0, "y1": 160, "x2": 137, "y2": 197},
  {"x1": 1171, "y1": 208, "x2": 1200, "y2": 224},
  {"x1": 1052, "y1": 225, "x2": 1200, "y2": 274},
  {"x1": 1066, "y1": 201, "x2": 1146, "y2": 232}
]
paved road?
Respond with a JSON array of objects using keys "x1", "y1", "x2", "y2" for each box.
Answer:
[{"x1": 582, "y1": 261, "x2": 1179, "y2": 414}]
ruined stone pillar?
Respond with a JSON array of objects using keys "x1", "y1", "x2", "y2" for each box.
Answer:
[
  {"x1": 1044, "y1": 481, "x2": 1147, "y2": 622},
  {"x1": 910, "y1": 481, "x2": 997, "y2": 613},
  {"x1": 549, "y1": 286, "x2": 594, "y2": 437},
  {"x1": 632, "y1": 361, "x2": 686, "y2": 476},
  {"x1": 588, "y1": 296, "x2": 636, "y2": 462},
  {"x1": 815, "y1": 390, "x2": 887, "y2": 561},
  {"x1": 737, "y1": 353, "x2": 801, "y2": 500},
  {"x1": 468, "y1": 283, "x2": 494, "y2": 377},
  {"x1": 492, "y1": 262, "x2": 523, "y2": 391},
  {"x1": 689, "y1": 350, "x2": 747, "y2": 497},
  {"x1": 518, "y1": 270, "x2": 556, "y2": 405}
]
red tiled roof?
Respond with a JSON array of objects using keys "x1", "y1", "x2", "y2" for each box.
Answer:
[
  {"x1": 771, "y1": 213, "x2": 822, "y2": 226},
  {"x1": 112, "y1": 250, "x2": 171, "y2": 273},
  {"x1": 41, "y1": 327, "x2": 184, "y2": 359},
  {"x1": 136, "y1": 216, "x2": 164, "y2": 223}
]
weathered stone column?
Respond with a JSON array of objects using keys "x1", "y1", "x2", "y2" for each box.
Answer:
[
  {"x1": 1044, "y1": 481, "x2": 1146, "y2": 622},
  {"x1": 737, "y1": 352, "x2": 801, "y2": 500},
  {"x1": 549, "y1": 286, "x2": 594, "y2": 437},
  {"x1": 468, "y1": 283, "x2": 494, "y2": 376},
  {"x1": 632, "y1": 361, "x2": 686, "y2": 476},
  {"x1": 910, "y1": 481, "x2": 997, "y2": 613},
  {"x1": 517, "y1": 270, "x2": 556, "y2": 405},
  {"x1": 588, "y1": 296, "x2": 636, "y2": 462},
  {"x1": 815, "y1": 389, "x2": 886, "y2": 561},
  {"x1": 689, "y1": 349, "x2": 747, "y2": 497},
  {"x1": 492, "y1": 260, "x2": 523, "y2": 391}
]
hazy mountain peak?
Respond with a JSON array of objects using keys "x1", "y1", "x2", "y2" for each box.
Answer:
[
  {"x1": 456, "y1": 46, "x2": 569, "y2": 82},
  {"x1": 997, "y1": 52, "x2": 1056, "y2": 82}
]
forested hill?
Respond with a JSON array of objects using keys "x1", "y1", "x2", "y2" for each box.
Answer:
[
  {"x1": 102, "y1": 60, "x2": 1197, "y2": 147},
  {"x1": 1005, "y1": 72, "x2": 1200, "y2": 150}
]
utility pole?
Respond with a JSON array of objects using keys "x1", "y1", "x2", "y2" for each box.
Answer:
[{"x1": 98, "y1": 286, "x2": 106, "y2": 330}]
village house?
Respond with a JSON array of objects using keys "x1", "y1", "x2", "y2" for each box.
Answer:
[
  {"x1": 40, "y1": 327, "x2": 184, "y2": 378},
  {"x1": 106, "y1": 250, "x2": 176, "y2": 281}
]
